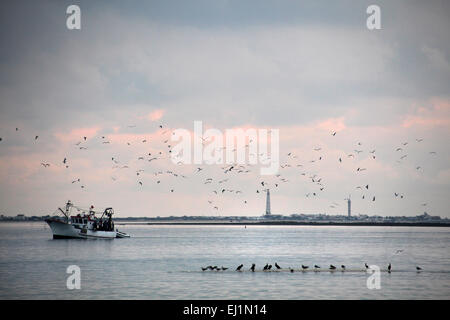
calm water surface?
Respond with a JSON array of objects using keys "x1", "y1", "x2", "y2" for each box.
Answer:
[{"x1": 0, "y1": 222, "x2": 449, "y2": 299}]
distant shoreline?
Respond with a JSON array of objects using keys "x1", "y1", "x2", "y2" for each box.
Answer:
[
  {"x1": 115, "y1": 221, "x2": 450, "y2": 227},
  {"x1": 2, "y1": 220, "x2": 449, "y2": 227}
]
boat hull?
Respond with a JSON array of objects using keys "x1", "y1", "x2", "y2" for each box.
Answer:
[{"x1": 46, "y1": 219, "x2": 116, "y2": 239}]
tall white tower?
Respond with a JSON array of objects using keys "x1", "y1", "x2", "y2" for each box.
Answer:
[
  {"x1": 265, "y1": 189, "x2": 271, "y2": 216},
  {"x1": 347, "y1": 195, "x2": 351, "y2": 218}
]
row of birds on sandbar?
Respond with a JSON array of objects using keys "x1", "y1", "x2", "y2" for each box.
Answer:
[{"x1": 202, "y1": 263, "x2": 423, "y2": 273}]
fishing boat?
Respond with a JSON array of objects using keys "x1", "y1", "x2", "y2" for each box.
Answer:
[{"x1": 45, "y1": 200, "x2": 130, "y2": 239}]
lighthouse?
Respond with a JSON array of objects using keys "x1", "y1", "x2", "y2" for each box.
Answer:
[
  {"x1": 347, "y1": 195, "x2": 351, "y2": 218},
  {"x1": 265, "y1": 189, "x2": 271, "y2": 216}
]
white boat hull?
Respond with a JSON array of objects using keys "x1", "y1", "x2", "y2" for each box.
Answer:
[{"x1": 46, "y1": 219, "x2": 116, "y2": 239}]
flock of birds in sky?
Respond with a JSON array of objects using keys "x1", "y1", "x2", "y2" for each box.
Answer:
[
  {"x1": 0, "y1": 123, "x2": 438, "y2": 214},
  {"x1": 201, "y1": 262, "x2": 424, "y2": 273}
]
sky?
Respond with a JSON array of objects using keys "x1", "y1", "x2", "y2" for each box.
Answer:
[{"x1": 0, "y1": 0, "x2": 449, "y2": 218}]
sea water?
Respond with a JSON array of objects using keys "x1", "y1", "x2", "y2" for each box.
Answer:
[{"x1": 0, "y1": 222, "x2": 449, "y2": 299}]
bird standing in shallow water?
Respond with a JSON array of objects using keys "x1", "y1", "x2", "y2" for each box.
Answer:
[
  {"x1": 365, "y1": 263, "x2": 369, "y2": 269},
  {"x1": 275, "y1": 262, "x2": 281, "y2": 269},
  {"x1": 250, "y1": 264, "x2": 255, "y2": 272},
  {"x1": 302, "y1": 265, "x2": 309, "y2": 270},
  {"x1": 236, "y1": 264, "x2": 243, "y2": 271},
  {"x1": 341, "y1": 265, "x2": 346, "y2": 270},
  {"x1": 329, "y1": 265, "x2": 336, "y2": 270},
  {"x1": 388, "y1": 263, "x2": 391, "y2": 273},
  {"x1": 416, "y1": 266, "x2": 422, "y2": 271}
]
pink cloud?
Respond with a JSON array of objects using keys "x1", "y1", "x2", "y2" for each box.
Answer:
[
  {"x1": 148, "y1": 109, "x2": 165, "y2": 122},
  {"x1": 316, "y1": 117, "x2": 346, "y2": 133},
  {"x1": 54, "y1": 127, "x2": 102, "y2": 142},
  {"x1": 107, "y1": 128, "x2": 172, "y2": 145},
  {"x1": 402, "y1": 99, "x2": 450, "y2": 129},
  {"x1": 279, "y1": 117, "x2": 347, "y2": 148}
]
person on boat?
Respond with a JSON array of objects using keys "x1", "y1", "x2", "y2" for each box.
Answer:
[{"x1": 89, "y1": 205, "x2": 95, "y2": 217}]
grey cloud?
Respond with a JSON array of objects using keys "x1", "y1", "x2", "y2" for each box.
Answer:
[{"x1": 0, "y1": 0, "x2": 449, "y2": 217}]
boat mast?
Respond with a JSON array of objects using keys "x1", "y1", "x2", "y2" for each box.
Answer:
[{"x1": 58, "y1": 200, "x2": 72, "y2": 222}]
